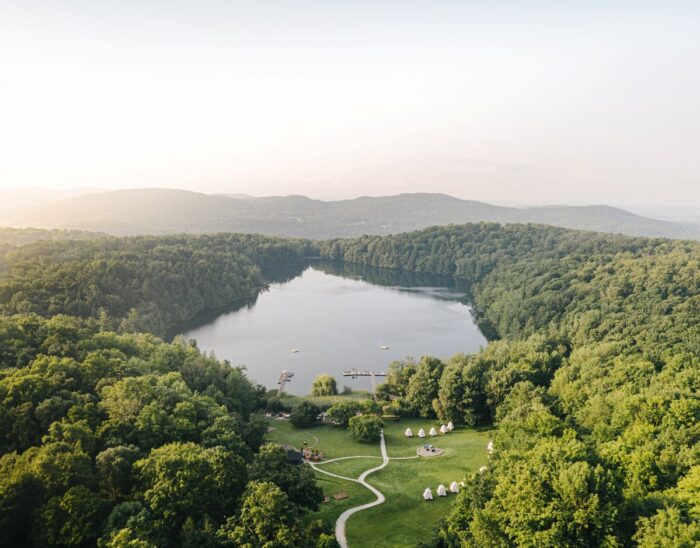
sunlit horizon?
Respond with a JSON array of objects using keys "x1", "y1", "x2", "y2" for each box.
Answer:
[{"x1": 2, "y1": 1, "x2": 699, "y2": 208}]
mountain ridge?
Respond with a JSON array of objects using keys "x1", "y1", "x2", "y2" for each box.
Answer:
[{"x1": 3, "y1": 188, "x2": 699, "y2": 241}]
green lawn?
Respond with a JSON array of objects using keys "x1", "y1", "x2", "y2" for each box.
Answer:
[
  {"x1": 267, "y1": 419, "x2": 381, "y2": 459},
  {"x1": 317, "y1": 457, "x2": 383, "y2": 479},
  {"x1": 279, "y1": 391, "x2": 374, "y2": 409},
  {"x1": 266, "y1": 418, "x2": 491, "y2": 547}
]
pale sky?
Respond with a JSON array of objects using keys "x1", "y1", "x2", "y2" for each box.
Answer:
[{"x1": 1, "y1": 1, "x2": 699, "y2": 206}]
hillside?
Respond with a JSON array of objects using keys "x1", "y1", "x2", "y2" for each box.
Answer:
[
  {"x1": 0, "y1": 224, "x2": 698, "y2": 546},
  {"x1": 5, "y1": 188, "x2": 699, "y2": 240}
]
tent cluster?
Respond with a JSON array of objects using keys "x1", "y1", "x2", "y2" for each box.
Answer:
[
  {"x1": 406, "y1": 421, "x2": 455, "y2": 438},
  {"x1": 423, "y1": 481, "x2": 464, "y2": 501}
]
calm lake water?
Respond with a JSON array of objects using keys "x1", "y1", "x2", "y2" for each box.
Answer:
[{"x1": 178, "y1": 262, "x2": 488, "y2": 395}]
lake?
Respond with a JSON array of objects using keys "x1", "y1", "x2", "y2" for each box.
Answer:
[{"x1": 178, "y1": 262, "x2": 488, "y2": 395}]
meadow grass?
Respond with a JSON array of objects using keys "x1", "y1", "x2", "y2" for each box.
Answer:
[
  {"x1": 348, "y1": 421, "x2": 490, "y2": 547},
  {"x1": 315, "y1": 457, "x2": 383, "y2": 479},
  {"x1": 279, "y1": 390, "x2": 374, "y2": 409},
  {"x1": 266, "y1": 417, "x2": 491, "y2": 546},
  {"x1": 267, "y1": 419, "x2": 381, "y2": 459}
]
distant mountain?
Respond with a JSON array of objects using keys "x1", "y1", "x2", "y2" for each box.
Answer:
[
  {"x1": 4, "y1": 188, "x2": 699, "y2": 240},
  {"x1": 0, "y1": 187, "x2": 104, "y2": 213}
]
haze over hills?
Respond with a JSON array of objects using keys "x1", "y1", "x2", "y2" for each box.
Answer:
[
  {"x1": 0, "y1": 187, "x2": 104, "y2": 214},
  {"x1": 3, "y1": 188, "x2": 699, "y2": 241}
]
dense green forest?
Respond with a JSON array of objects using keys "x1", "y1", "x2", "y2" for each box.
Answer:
[
  {"x1": 319, "y1": 224, "x2": 700, "y2": 546},
  {"x1": 0, "y1": 315, "x2": 334, "y2": 547},
  {"x1": 0, "y1": 228, "x2": 106, "y2": 246},
  {"x1": 0, "y1": 234, "x2": 312, "y2": 337},
  {"x1": 0, "y1": 224, "x2": 698, "y2": 546}
]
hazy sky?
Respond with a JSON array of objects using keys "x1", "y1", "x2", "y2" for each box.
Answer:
[{"x1": 1, "y1": 1, "x2": 699, "y2": 206}]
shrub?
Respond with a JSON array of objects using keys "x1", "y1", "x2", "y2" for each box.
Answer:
[
  {"x1": 348, "y1": 415, "x2": 384, "y2": 443},
  {"x1": 289, "y1": 401, "x2": 321, "y2": 428},
  {"x1": 266, "y1": 397, "x2": 288, "y2": 414},
  {"x1": 327, "y1": 401, "x2": 361, "y2": 426}
]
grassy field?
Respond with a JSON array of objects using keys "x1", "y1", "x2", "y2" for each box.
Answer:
[
  {"x1": 266, "y1": 418, "x2": 490, "y2": 547},
  {"x1": 278, "y1": 390, "x2": 374, "y2": 409}
]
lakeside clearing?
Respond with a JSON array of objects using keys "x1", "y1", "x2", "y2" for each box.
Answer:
[{"x1": 266, "y1": 418, "x2": 490, "y2": 547}]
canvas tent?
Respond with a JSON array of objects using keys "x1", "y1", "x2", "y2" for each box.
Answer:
[
  {"x1": 429, "y1": 427, "x2": 438, "y2": 436},
  {"x1": 479, "y1": 466, "x2": 488, "y2": 474},
  {"x1": 423, "y1": 488, "x2": 433, "y2": 501},
  {"x1": 447, "y1": 421, "x2": 454, "y2": 431},
  {"x1": 437, "y1": 484, "x2": 447, "y2": 497},
  {"x1": 418, "y1": 428, "x2": 426, "y2": 438},
  {"x1": 405, "y1": 428, "x2": 414, "y2": 437},
  {"x1": 440, "y1": 424, "x2": 448, "y2": 434},
  {"x1": 450, "y1": 481, "x2": 460, "y2": 494},
  {"x1": 486, "y1": 440, "x2": 494, "y2": 454}
]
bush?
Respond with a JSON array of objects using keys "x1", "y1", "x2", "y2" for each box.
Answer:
[
  {"x1": 310, "y1": 374, "x2": 338, "y2": 397},
  {"x1": 382, "y1": 400, "x2": 402, "y2": 416},
  {"x1": 326, "y1": 400, "x2": 361, "y2": 426},
  {"x1": 290, "y1": 401, "x2": 321, "y2": 428},
  {"x1": 266, "y1": 396, "x2": 288, "y2": 414},
  {"x1": 348, "y1": 415, "x2": 384, "y2": 443},
  {"x1": 358, "y1": 399, "x2": 381, "y2": 415}
]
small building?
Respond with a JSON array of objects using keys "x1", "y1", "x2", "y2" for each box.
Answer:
[{"x1": 282, "y1": 445, "x2": 304, "y2": 465}]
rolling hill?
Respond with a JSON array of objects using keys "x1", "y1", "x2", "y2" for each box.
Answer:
[{"x1": 4, "y1": 188, "x2": 699, "y2": 240}]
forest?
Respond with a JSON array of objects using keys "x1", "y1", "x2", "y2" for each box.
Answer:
[
  {"x1": 0, "y1": 314, "x2": 335, "y2": 547},
  {"x1": 0, "y1": 233, "x2": 312, "y2": 337},
  {"x1": 318, "y1": 224, "x2": 700, "y2": 546},
  {"x1": 0, "y1": 223, "x2": 698, "y2": 546}
]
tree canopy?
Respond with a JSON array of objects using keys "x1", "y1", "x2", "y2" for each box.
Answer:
[
  {"x1": 0, "y1": 315, "x2": 326, "y2": 547},
  {"x1": 310, "y1": 374, "x2": 338, "y2": 397},
  {"x1": 319, "y1": 223, "x2": 700, "y2": 546},
  {"x1": 348, "y1": 415, "x2": 384, "y2": 443},
  {"x1": 0, "y1": 222, "x2": 698, "y2": 545}
]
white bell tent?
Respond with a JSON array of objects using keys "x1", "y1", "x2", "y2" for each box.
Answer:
[
  {"x1": 450, "y1": 481, "x2": 460, "y2": 493},
  {"x1": 437, "y1": 484, "x2": 447, "y2": 497},
  {"x1": 447, "y1": 421, "x2": 454, "y2": 431},
  {"x1": 439, "y1": 424, "x2": 448, "y2": 434},
  {"x1": 405, "y1": 428, "x2": 414, "y2": 437},
  {"x1": 423, "y1": 488, "x2": 433, "y2": 501},
  {"x1": 429, "y1": 427, "x2": 438, "y2": 436},
  {"x1": 418, "y1": 428, "x2": 426, "y2": 438}
]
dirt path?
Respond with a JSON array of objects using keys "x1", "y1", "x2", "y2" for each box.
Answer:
[
  {"x1": 311, "y1": 431, "x2": 389, "y2": 548},
  {"x1": 304, "y1": 431, "x2": 320, "y2": 449}
]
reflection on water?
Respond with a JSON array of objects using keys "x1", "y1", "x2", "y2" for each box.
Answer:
[{"x1": 177, "y1": 262, "x2": 488, "y2": 395}]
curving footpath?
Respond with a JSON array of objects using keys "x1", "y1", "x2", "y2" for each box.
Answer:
[
  {"x1": 310, "y1": 431, "x2": 390, "y2": 548},
  {"x1": 304, "y1": 431, "x2": 320, "y2": 449}
]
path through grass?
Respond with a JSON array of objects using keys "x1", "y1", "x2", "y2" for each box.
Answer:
[{"x1": 267, "y1": 418, "x2": 490, "y2": 547}]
